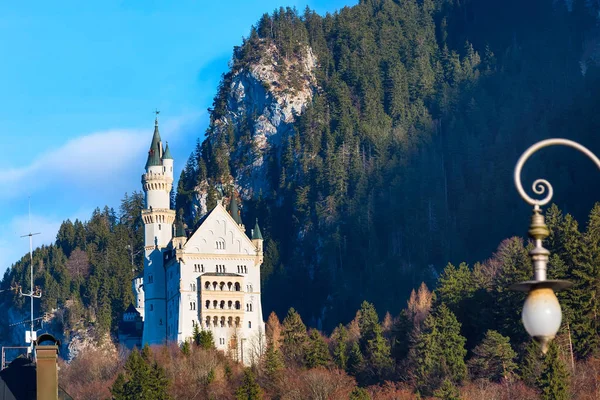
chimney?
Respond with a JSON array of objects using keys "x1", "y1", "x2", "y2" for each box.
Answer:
[{"x1": 35, "y1": 334, "x2": 60, "y2": 400}]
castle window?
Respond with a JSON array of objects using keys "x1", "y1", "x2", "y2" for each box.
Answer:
[
  {"x1": 235, "y1": 317, "x2": 240, "y2": 327},
  {"x1": 235, "y1": 282, "x2": 241, "y2": 291},
  {"x1": 228, "y1": 300, "x2": 232, "y2": 309},
  {"x1": 205, "y1": 281, "x2": 211, "y2": 290},
  {"x1": 216, "y1": 239, "x2": 225, "y2": 250},
  {"x1": 235, "y1": 301, "x2": 241, "y2": 310},
  {"x1": 227, "y1": 282, "x2": 232, "y2": 291},
  {"x1": 205, "y1": 300, "x2": 210, "y2": 309},
  {"x1": 148, "y1": 275, "x2": 154, "y2": 284},
  {"x1": 159, "y1": 319, "x2": 163, "y2": 326},
  {"x1": 248, "y1": 321, "x2": 252, "y2": 329},
  {"x1": 206, "y1": 316, "x2": 211, "y2": 327},
  {"x1": 213, "y1": 300, "x2": 218, "y2": 308},
  {"x1": 150, "y1": 304, "x2": 154, "y2": 311},
  {"x1": 220, "y1": 300, "x2": 225, "y2": 309},
  {"x1": 220, "y1": 317, "x2": 225, "y2": 327},
  {"x1": 219, "y1": 282, "x2": 225, "y2": 291},
  {"x1": 159, "y1": 224, "x2": 161, "y2": 231},
  {"x1": 201, "y1": 264, "x2": 204, "y2": 272},
  {"x1": 228, "y1": 317, "x2": 233, "y2": 327}
]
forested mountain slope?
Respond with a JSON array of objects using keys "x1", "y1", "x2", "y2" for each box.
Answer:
[{"x1": 175, "y1": 0, "x2": 600, "y2": 330}]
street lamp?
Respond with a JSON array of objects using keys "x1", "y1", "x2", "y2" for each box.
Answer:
[{"x1": 510, "y1": 139, "x2": 600, "y2": 353}]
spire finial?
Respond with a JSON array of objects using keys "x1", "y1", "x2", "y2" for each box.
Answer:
[{"x1": 154, "y1": 109, "x2": 160, "y2": 126}]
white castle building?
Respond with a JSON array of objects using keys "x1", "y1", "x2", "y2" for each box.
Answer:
[{"x1": 135, "y1": 117, "x2": 265, "y2": 364}]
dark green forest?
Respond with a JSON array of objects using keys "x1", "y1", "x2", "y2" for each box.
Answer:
[
  {"x1": 2, "y1": 1, "x2": 600, "y2": 391},
  {"x1": 175, "y1": 0, "x2": 600, "y2": 329}
]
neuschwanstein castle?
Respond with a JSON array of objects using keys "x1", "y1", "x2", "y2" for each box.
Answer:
[{"x1": 131, "y1": 117, "x2": 265, "y2": 364}]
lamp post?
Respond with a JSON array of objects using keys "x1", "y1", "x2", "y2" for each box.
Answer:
[{"x1": 510, "y1": 138, "x2": 600, "y2": 354}]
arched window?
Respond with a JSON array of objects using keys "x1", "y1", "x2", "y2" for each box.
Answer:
[
  {"x1": 216, "y1": 238, "x2": 225, "y2": 250},
  {"x1": 212, "y1": 281, "x2": 217, "y2": 290},
  {"x1": 228, "y1": 317, "x2": 233, "y2": 327},
  {"x1": 248, "y1": 321, "x2": 251, "y2": 329},
  {"x1": 249, "y1": 284, "x2": 253, "y2": 292},
  {"x1": 220, "y1": 317, "x2": 225, "y2": 327},
  {"x1": 205, "y1": 300, "x2": 210, "y2": 309},
  {"x1": 235, "y1": 317, "x2": 240, "y2": 327},
  {"x1": 206, "y1": 316, "x2": 211, "y2": 327},
  {"x1": 249, "y1": 304, "x2": 253, "y2": 312},
  {"x1": 227, "y1": 282, "x2": 232, "y2": 291},
  {"x1": 235, "y1": 282, "x2": 241, "y2": 291},
  {"x1": 219, "y1": 282, "x2": 225, "y2": 291},
  {"x1": 220, "y1": 300, "x2": 225, "y2": 309},
  {"x1": 150, "y1": 304, "x2": 154, "y2": 311},
  {"x1": 213, "y1": 316, "x2": 218, "y2": 326},
  {"x1": 205, "y1": 281, "x2": 211, "y2": 290},
  {"x1": 213, "y1": 300, "x2": 218, "y2": 309},
  {"x1": 235, "y1": 301, "x2": 241, "y2": 310},
  {"x1": 201, "y1": 264, "x2": 204, "y2": 272},
  {"x1": 228, "y1": 300, "x2": 233, "y2": 309}
]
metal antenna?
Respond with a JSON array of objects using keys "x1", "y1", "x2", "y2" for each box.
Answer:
[{"x1": 19, "y1": 197, "x2": 41, "y2": 355}]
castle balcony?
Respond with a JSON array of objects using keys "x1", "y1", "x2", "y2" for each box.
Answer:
[
  {"x1": 141, "y1": 208, "x2": 176, "y2": 224},
  {"x1": 200, "y1": 311, "x2": 244, "y2": 329}
]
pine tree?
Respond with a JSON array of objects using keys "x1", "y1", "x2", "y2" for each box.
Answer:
[
  {"x1": 520, "y1": 340, "x2": 544, "y2": 387},
  {"x1": 111, "y1": 347, "x2": 171, "y2": 400},
  {"x1": 236, "y1": 369, "x2": 263, "y2": 400},
  {"x1": 468, "y1": 330, "x2": 517, "y2": 382},
  {"x1": 412, "y1": 304, "x2": 467, "y2": 395},
  {"x1": 263, "y1": 341, "x2": 284, "y2": 380},
  {"x1": 305, "y1": 329, "x2": 331, "y2": 368},
  {"x1": 332, "y1": 324, "x2": 348, "y2": 370},
  {"x1": 349, "y1": 387, "x2": 371, "y2": 400},
  {"x1": 433, "y1": 378, "x2": 461, "y2": 400},
  {"x1": 537, "y1": 342, "x2": 570, "y2": 400},
  {"x1": 347, "y1": 341, "x2": 364, "y2": 377},
  {"x1": 357, "y1": 301, "x2": 393, "y2": 383},
  {"x1": 194, "y1": 327, "x2": 215, "y2": 349},
  {"x1": 280, "y1": 307, "x2": 308, "y2": 366}
]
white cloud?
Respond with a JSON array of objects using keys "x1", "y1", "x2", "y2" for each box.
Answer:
[
  {"x1": 0, "y1": 111, "x2": 205, "y2": 275},
  {"x1": 2, "y1": 111, "x2": 204, "y2": 201}
]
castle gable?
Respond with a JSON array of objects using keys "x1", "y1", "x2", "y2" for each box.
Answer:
[{"x1": 183, "y1": 203, "x2": 256, "y2": 256}]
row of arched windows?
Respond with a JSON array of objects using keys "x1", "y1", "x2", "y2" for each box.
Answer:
[
  {"x1": 205, "y1": 299, "x2": 241, "y2": 310},
  {"x1": 204, "y1": 281, "x2": 241, "y2": 291},
  {"x1": 246, "y1": 303, "x2": 253, "y2": 312},
  {"x1": 205, "y1": 316, "x2": 241, "y2": 328},
  {"x1": 237, "y1": 265, "x2": 247, "y2": 274},
  {"x1": 216, "y1": 265, "x2": 226, "y2": 273}
]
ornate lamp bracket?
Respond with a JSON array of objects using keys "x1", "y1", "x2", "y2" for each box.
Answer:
[{"x1": 510, "y1": 138, "x2": 600, "y2": 293}]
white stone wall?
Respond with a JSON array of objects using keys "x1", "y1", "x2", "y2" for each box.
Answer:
[{"x1": 132, "y1": 276, "x2": 145, "y2": 320}]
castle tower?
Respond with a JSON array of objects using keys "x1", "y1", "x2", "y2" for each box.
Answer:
[{"x1": 141, "y1": 116, "x2": 176, "y2": 345}]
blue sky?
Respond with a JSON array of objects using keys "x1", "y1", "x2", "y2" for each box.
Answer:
[{"x1": 0, "y1": 0, "x2": 355, "y2": 274}]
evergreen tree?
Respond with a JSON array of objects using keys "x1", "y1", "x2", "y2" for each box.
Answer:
[
  {"x1": 433, "y1": 378, "x2": 461, "y2": 400},
  {"x1": 263, "y1": 342, "x2": 284, "y2": 380},
  {"x1": 357, "y1": 301, "x2": 393, "y2": 383},
  {"x1": 280, "y1": 307, "x2": 309, "y2": 366},
  {"x1": 236, "y1": 369, "x2": 263, "y2": 400},
  {"x1": 537, "y1": 342, "x2": 570, "y2": 400},
  {"x1": 468, "y1": 330, "x2": 517, "y2": 382},
  {"x1": 305, "y1": 329, "x2": 331, "y2": 368},
  {"x1": 110, "y1": 347, "x2": 170, "y2": 400},
  {"x1": 347, "y1": 341, "x2": 364, "y2": 377},
  {"x1": 411, "y1": 304, "x2": 467, "y2": 395},
  {"x1": 349, "y1": 387, "x2": 371, "y2": 400},
  {"x1": 332, "y1": 324, "x2": 349, "y2": 370},
  {"x1": 194, "y1": 329, "x2": 215, "y2": 349}
]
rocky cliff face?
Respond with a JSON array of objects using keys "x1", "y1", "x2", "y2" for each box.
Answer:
[{"x1": 193, "y1": 41, "x2": 317, "y2": 216}]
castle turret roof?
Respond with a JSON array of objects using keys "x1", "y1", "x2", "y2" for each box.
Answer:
[
  {"x1": 163, "y1": 142, "x2": 173, "y2": 160},
  {"x1": 229, "y1": 195, "x2": 242, "y2": 225},
  {"x1": 252, "y1": 218, "x2": 263, "y2": 240},
  {"x1": 145, "y1": 118, "x2": 162, "y2": 169}
]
